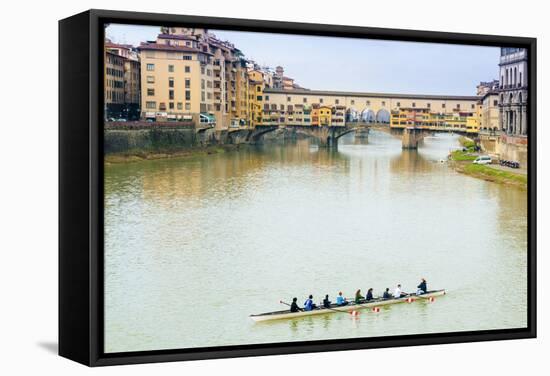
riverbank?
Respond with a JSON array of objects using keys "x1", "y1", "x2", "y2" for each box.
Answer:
[
  {"x1": 448, "y1": 150, "x2": 527, "y2": 190},
  {"x1": 104, "y1": 144, "x2": 242, "y2": 164}
]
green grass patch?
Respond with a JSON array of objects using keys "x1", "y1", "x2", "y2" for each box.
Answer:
[
  {"x1": 458, "y1": 136, "x2": 476, "y2": 150},
  {"x1": 463, "y1": 163, "x2": 527, "y2": 187},
  {"x1": 450, "y1": 150, "x2": 477, "y2": 161}
]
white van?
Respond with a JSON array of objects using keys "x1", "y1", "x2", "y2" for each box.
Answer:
[{"x1": 473, "y1": 156, "x2": 492, "y2": 165}]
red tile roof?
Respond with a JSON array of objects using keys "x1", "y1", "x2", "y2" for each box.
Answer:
[
  {"x1": 138, "y1": 43, "x2": 200, "y2": 53},
  {"x1": 157, "y1": 33, "x2": 197, "y2": 41},
  {"x1": 105, "y1": 42, "x2": 133, "y2": 49}
]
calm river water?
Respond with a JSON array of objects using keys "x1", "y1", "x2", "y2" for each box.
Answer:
[{"x1": 104, "y1": 131, "x2": 527, "y2": 353}]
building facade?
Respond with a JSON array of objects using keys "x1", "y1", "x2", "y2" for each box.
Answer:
[
  {"x1": 498, "y1": 47, "x2": 528, "y2": 136},
  {"x1": 104, "y1": 51, "x2": 125, "y2": 119},
  {"x1": 262, "y1": 88, "x2": 480, "y2": 128},
  {"x1": 138, "y1": 28, "x2": 250, "y2": 129},
  {"x1": 480, "y1": 91, "x2": 499, "y2": 132},
  {"x1": 104, "y1": 41, "x2": 141, "y2": 120}
]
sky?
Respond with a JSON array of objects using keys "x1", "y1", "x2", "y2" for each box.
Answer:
[{"x1": 105, "y1": 23, "x2": 500, "y2": 96}]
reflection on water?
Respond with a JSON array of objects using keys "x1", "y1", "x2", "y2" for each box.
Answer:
[{"x1": 104, "y1": 131, "x2": 527, "y2": 353}]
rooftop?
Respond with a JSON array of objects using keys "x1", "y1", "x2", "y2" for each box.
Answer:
[
  {"x1": 264, "y1": 88, "x2": 480, "y2": 101},
  {"x1": 138, "y1": 43, "x2": 200, "y2": 53}
]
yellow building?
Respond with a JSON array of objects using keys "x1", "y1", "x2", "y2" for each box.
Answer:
[
  {"x1": 311, "y1": 104, "x2": 320, "y2": 126},
  {"x1": 319, "y1": 106, "x2": 332, "y2": 126},
  {"x1": 248, "y1": 70, "x2": 265, "y2": 127}
]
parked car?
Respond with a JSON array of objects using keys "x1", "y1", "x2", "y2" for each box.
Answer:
[
  {"x1": 473, "y1": 156, "x2": 492, "y2": 165},
  {"x1": 499, "y1": 159, "x2": 520, "y2": 169}
]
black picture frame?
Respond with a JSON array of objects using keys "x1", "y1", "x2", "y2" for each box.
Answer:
[{"x1": 59, "y1": 9, "x2": 537, "y2": 367}]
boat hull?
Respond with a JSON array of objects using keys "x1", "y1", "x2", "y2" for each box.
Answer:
[{"x1": 249, "y1": 290, "x2": 446, "y2": 322}]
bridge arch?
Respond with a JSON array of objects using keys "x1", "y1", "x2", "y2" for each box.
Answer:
[
  {"x1": 360, "y1": 108, "x2": 376, "y2": 123},
  {"x1": 376, "y1": 109, "x2": 391, "y2": 123}
]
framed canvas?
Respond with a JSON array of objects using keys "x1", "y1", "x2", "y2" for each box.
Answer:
[{"x1": 59, "y1": 9, "x2": 537, "y2": 366}]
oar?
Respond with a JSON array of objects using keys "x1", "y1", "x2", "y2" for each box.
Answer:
[
  {"x1": 280, "y1": 300, "x2": 356, "y2": 315},
  {"x1": 279, "y1": 300, "x2": 303, "y2": 312}
]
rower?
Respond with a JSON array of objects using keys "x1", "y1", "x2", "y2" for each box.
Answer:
[
  {"x1": 382, "y1": 288, "x2": 391, "y2": 299},
  {"x1": 393, "y1": 284, "x2": 407, "y2": 298},
  {"x1": 355, "y1": 289, "x2": 364, "y2": 304},
  {"x1": 365, "y1": 288, "x2": 374, "y2": 301},
  {"x1": 417, "y1": 278, "x2": 427, "y2": 295},
  {"x1": 304, "y1": 295, "x2": 317, "y2": 311},
  {"x1": 336, "y1": 291, "x2": 348, "y2": 306},
  {"x1": 322, "y1": 294, "x2": 331, "y2": 308},
  {"x1": 290, "y1": 297, "x2": 301, "y2": 312}
]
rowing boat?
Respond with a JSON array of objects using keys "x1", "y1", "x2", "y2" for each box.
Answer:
[{"x1": 249, "y1": 289, "x2": 446, "y2": 322}]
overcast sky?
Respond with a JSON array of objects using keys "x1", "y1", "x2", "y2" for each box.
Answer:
[{"x1": 106, "y1": 23, "x2": 500, "y2": 96}]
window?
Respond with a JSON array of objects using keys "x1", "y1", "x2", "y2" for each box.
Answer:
[
  {"x1": 201, "y1": 66, "x2": 205, "y2": 74},
  {"x1": 280, "y1": 104, "x2": 285, "y2": 110},
  {"x1": 351, "y1": 100, "x2": 355, "y2": 105},
  {"x1": 146, "y1": 63, "x2": 155, "y2": 71},
  {"x1": 494, "y1": 100, "x2": 498, "y2": 106},
  {"x1": 169, "y1": 78, "x2": 174, "y2": 88},
  {"x1": 169, "y1": 102, "x2": 174, "y2": 109},
  {"x1": 185, "y1": 79, "x2": 191, "y2": 89},
  {"x1": 442, "y1": 103, "x2": 446, "y2": 109},
  {"x1": 287, "y1": 97, "x2": 291, "y2": 102},
  {"x1": 366, "y1": 100, "x2": 370, "y2": 106},
  {"x1": 201, "y1": 91, "x2": 205, "y2": 101},
  {"x1": 146, "y1": 101, "x2": 156, "y2": 109},
  {"x1": 256, "y1": 96, "x2": 262, "y2": 101},
  {"x1": 396, "y1": 102, "x2": 401, "y2": 107},
  {"x1": 168, "y1": 65, "x2": 174, "y2": 72},
  {"x1": 319, "y1": 98, "x2": 323, "y2": 103},
  {"x1": 177, "y1": 102, "x2": 183, "y2": 110},
  {"x1": 427, "y1": 103, "x2": 431, "y2": 108},
  {"x1": 412, "y1": 102, "x2": 416, "y2": 108},
  {"x1": 265, "y1": 95, "x2": 269, "y2": 101},
  {"x1": 147, "y1": 88, "x2": 154, "y2": 96},
  {"x1": 256, "y1": 86, "x2": 261, "y2": 92},
  {"x1": 147, "y1": 76, "x2": 155, "y2": 84},
  {"x1": 185, "y1": 103, "x2": 191, "y2": 110},
  {"x1": 201, "y1": 79, "x2": 205, "y2": 89},
  {"x1": 185, "y1": 66, "x2": 190, "y2": 73},
  {"x1": 457, "y1": 104, "x2": 461, "y2": 109},
  {"x1": 183, "y1": 55, "x2": 192, "y2": 60},
  {"x1": 471, "y1": 104, "x2": 475, "y2": 109},
  {"x1": 303, "y1": 97, "x2": 307, "y2": 103},
  {"x1": 169, "y1": 90, "x2": 174, "y2": 100},
  {"x1": 381, "y1": 101, "x2": 386, "y2": 106},
  {"x1": 335, "y1": 99, "x2": 339, "y2": 104},
  {"x1": 185, "y1": 90, "x2": 191, "y2": 100}
]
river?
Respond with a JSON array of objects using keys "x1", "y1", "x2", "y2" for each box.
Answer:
[{"x1": 104, "y1": 131, "x2": 528, "y2": 353}]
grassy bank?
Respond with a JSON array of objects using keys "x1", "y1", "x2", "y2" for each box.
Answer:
[
  {"x1": 104, "y1": 144, "x2": 240, "y2": 164},
  {"x1": 449, "y1": 151, "x2": 527, "y2": 190}
]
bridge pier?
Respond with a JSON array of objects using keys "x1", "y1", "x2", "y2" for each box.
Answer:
[{"x1": 402, "y1": 127, "x2": 424, "y2": 149}]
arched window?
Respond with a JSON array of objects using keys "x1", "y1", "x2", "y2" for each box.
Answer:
[
  {"x1": 514, "y1": 67, "x2": 517, "y2": 86},
  {"x1": 519, "y1": 92, "x2": 522, "y2": 104},
  {"x1": 509, "y1": 93, "x2": 514, "y2": 104}
]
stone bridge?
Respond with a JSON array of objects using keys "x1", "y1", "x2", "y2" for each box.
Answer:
[
  {"x1": 228, "y1": 124, "x2": 370, "y2": 147},
  {"x1": 227, "y1": 122, "x2": 472, "y2": 149}
]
